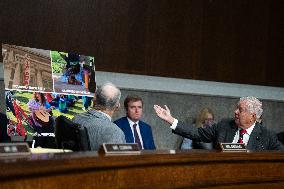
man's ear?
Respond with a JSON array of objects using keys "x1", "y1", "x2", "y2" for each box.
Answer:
[
  {"x1": 251, "y1": 113, "x2": 256, "y2": 122},
  {"x1": 115, "y1": 102, "x2": 120, "y2": 111}
]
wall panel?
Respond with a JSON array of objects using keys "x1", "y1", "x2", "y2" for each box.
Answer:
[{"x1": 0, "y1": 0, "x2": 283, "y2": 87}]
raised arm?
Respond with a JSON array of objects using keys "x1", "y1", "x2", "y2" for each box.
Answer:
[{"x1": 153, "y1": 105, "x2": 175, "y2": 125}]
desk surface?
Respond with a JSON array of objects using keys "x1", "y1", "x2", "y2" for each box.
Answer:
[{"x1": 1, "y1": 150, "x2": 284, "y2": 188}]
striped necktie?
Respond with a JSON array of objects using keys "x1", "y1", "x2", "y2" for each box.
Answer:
[{"x1": 133, "y1": 124, "x2": 142, "y2": 149}]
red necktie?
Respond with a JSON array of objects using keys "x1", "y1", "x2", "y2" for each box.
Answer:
[
  {"x1": 238, "y1": 129, "x2": 247, "y2": 143},
  {"x1": 133, "y1": 124, "x2": 142, "y2": 149}
]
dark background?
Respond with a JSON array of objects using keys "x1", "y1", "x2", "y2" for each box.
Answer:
[{"x1": 1, "y1": 0, "x2": 284, "y2": 87}]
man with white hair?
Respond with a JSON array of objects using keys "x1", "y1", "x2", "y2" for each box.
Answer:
[
  {"x1": 154, "y1": 96, "x2": 283, "y2": 151},
  {"x1": 73, "y1": 82, "x2": 125, "y2": 151}
]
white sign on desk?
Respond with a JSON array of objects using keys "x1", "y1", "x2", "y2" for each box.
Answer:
[
  {"x1": 0, "y1": 143, "x2": 31, "y2": 156},
  {"x1": 101, "y1": 143, "x2": 141, "y2": 155},
  {"x1": 220, "y1": 143, "x2": 247, "y2": 152}
]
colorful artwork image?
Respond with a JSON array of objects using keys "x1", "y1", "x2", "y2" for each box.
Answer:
[
  {"x1": 2, "y1": 44, "x2": 97, "y2": 137},
  {"x1": 51, "y1": 51, "x2": 96, "y2": 96},
  {"x1": 5, "y1": 90, "x2": 94, "y2": 137}
]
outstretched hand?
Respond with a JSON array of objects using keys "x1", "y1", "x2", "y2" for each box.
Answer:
[{"x1": 153, "y1": 105, "x2": 175, "y2": 125}]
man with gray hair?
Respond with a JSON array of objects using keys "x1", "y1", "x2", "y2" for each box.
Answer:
[
  {"x1": 154, "y1": 96, "x2": 283, "y2": 151},
  {"x1": 72, "y1": 82, "x2": 125, "y2": 151}
]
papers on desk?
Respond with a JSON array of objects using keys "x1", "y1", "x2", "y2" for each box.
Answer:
[{"x1": 30, "y1": 147, "x2": 72, "y2": 154}]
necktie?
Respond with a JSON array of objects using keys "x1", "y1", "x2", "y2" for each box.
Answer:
[
  {"x1": 238, "y1": 129, "x2": 247, "y2": 144},
  {"x1": 133, "y1": 124, "x2": 142, "y2": 149}
]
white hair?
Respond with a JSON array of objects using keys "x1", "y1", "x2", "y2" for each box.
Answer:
[
  {"x1": 96, "y1": 82, "x2": 121, "y2": 111},
  {"x1": 239, "y1": 96, "x2": 263, "y2": 120}
]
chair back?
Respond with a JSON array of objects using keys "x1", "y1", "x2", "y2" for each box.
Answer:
[{"x1": 55, "y1": 115, "x2": 90, "y2": 151}]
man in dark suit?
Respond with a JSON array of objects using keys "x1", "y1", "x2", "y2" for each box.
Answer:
[
  {"x1": 114, "y1": 95, "x2": 156, "y2": 150},
  {"x1": 154, "y1": 96, "x2": 283, "y2": 151}
]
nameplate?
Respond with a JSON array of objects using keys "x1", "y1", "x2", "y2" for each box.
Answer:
[
  {"x1": 220, "y1": 143, "x2": 247, "y2": 152},
  {"x1": 102, "y1": 143, "x2": 141, "y2": 155},
  {"x1": 0, "y1": 143, "x2": 31, "y2": 156}
]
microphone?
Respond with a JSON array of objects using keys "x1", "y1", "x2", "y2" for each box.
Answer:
[{"x1": 256, "y1": 136, "x2": 265, "y2": 150}]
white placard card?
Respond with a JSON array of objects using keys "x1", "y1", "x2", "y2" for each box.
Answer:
[
  {"x1": 0, "y1": 143, "x2": 31, "y2": 156},
  {"x1": 101, "y1": 143, "x2": 141, "y2": 155},
  {"x1": 220, "y1": 143, "x2": 247, "y2": 152}
]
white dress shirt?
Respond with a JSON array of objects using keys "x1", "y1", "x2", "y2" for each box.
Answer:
[
  {"x1": 232, "y1": 122, "x2": 256, "y2": 146},
  {"x1": 170, "y1": 118, "x2": 179, "y2": 130}
]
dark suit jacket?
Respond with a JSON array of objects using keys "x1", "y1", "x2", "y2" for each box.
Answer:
[
  {"x1": 277, "y1": 131, "x2": 284, "y2": 145},
  {"x1": 0, "y1": 113, "x2": 10, "y2": 142},
  {"x1": 114, "y1": 117, "x2": 156, "y2": 150},
  {"x1": 174, "y1": 118, "x2": 283, "y2": 151}
]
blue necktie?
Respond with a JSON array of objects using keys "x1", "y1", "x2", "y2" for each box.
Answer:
[{"x1": 133, "y1": 124, "x2": 142, "y2": 149}]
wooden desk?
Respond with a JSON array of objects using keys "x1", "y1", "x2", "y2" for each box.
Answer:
[{"x1": 1, "y1": 150, "x2": 284, "y2": 188}]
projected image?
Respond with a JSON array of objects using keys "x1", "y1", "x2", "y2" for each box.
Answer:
[
  {"x1": 2, "y1": 43, "x2": 97, "y2": 139},
  {"x1": 2, "y1": 44, "x2": 53, "y2": 92},
  {"x1": 51, "y1": 51, "x2": 96, "y2": 96},
  {"x1": 5, "y1": 90, "x2": 94, "y2": 137}
]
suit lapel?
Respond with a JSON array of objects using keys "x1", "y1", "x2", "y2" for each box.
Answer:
[
  {"x1": 247, "y1": 123, "x2": 262, "y2": 150},
  {"x1": 123, "y1": 117, "x2": 134, "y2": 143},
  {"x1": 139, "y1": 122, "x2": 146, "y2": 147},
  {"x1": 225, "y1": 121, "x2": 238, "y2": 143}
]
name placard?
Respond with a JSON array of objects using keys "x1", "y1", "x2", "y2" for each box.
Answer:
[
  {"x1": 101, "y1": 143, "x2": 141, "y2": 155},
  {"x1": 0, "y1": 143, "x2": 31, "y2": 156},
  {"x1": 220, "y1": 143, "x2": 247, "y2": 152}
]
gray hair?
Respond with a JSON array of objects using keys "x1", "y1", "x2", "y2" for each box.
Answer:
[
  {"x1": 239, "y1": 96, "x2": 263, "y2": 120},
  {"x1": 95, "y1": 82, "x2": 121, "y2": 111}
]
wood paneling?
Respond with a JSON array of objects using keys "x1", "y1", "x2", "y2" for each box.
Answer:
[
  {"x1": 1, "y1": 150, "x2": 284, "y2": 188},
  {"x1": 0, "y1": 0, "x2": 283, "y2": 87}
]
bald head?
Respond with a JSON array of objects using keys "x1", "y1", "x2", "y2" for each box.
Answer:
[{"x1": 95, "y1": 82, "x2": 121, "y2": 111}]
